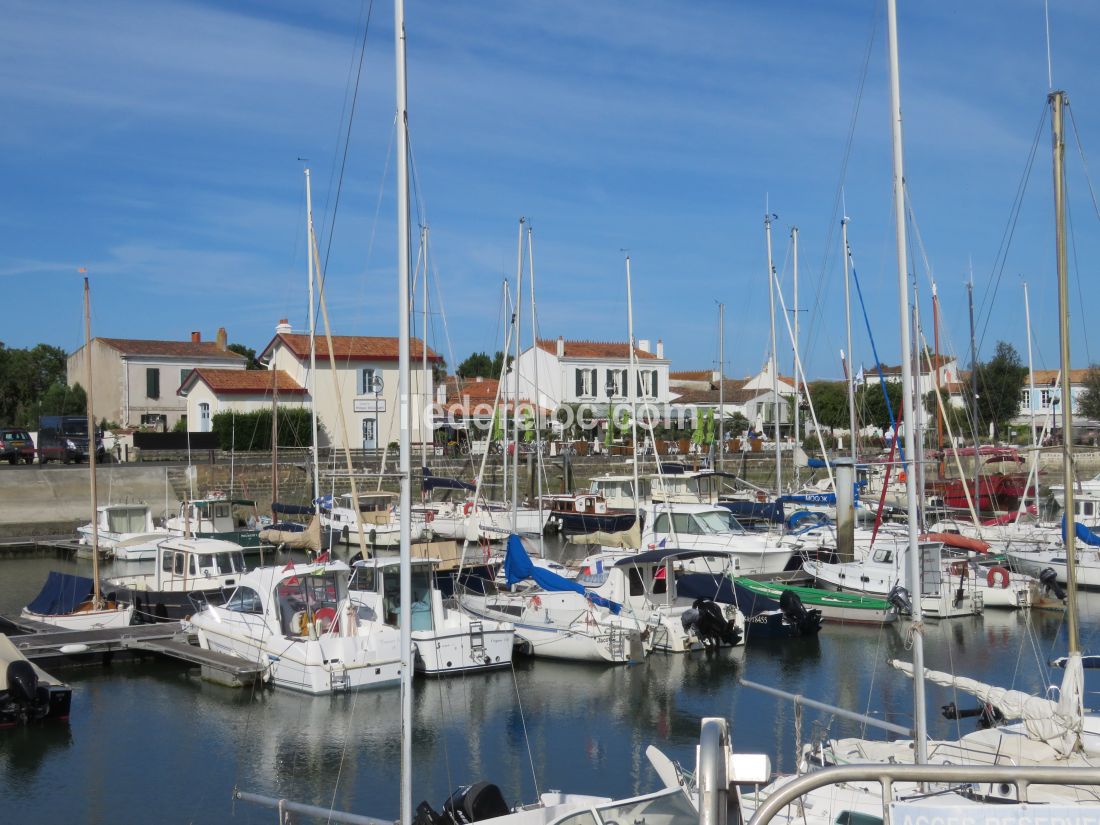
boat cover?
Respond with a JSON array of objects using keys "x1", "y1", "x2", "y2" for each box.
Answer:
[
  {"x1": 718, "y1": 500, "x2": 784, "y2": 524},
  {"x1": 1062, "y1": 517, "x2": 1100, "y2": 547},
  {"x1": 422, "y1": 474, "x2": 476, "y2": 493},
  {"x1": 676, "y1": 573, "x2": 737, "y2": 607},
  {"x1": 260, "y1": 515, "x2": 322, "y2": 551},
  {"x1": 891, "y1": 653, "x2": 1084, "y2": 757},
  {"x1": 503, "y1": 534, "x2": 621, "y2": 614},
  {"x1": 25, "y1": 572, "x2": 94, "y2": 616},
  {"x1": 780, "y1": 492, "x2": 837, "y2": 506},
  {"x1": 564, "y1": 523, "x2": 642, "y2": 548},
  {"x1": 271, "y1": 501, "x2": 314, "y2": 515}
]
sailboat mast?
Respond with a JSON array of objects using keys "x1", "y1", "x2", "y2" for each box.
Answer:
[
  {"x1": 626, "y1": 255, "x2": 641, "y2": 529},
  {"x1": 511, "y1": 218, "x2": 525, "y2": 531},
  {"x1": 765, "y1": 212, "x2": 781, "y2": 493},
  {"x1": 1024, "y1": 282, "x2": 1038, "y2": 453},
  {"x1": 885, "y1": 0, "x2": 927, "y2": 761},
  {"x1": 305, "y1": 169, "x2": 321, "y2": 511},
  {"x1": 792, "y1": 226, "x2": 800, "y2": 488},
  {"x1": 421, "y1": 225, "x2": 430, "y2": 472},
  {"x1": 1051, "y1": 89, "x2": 1080, "y2": 653},
  {"x1": 968, "y1": 280, "x2": 980, "y2": 490},
  {"x1": 842, "y1": 218, "x2": 858, "y2": 467},
  {"x1": 933, "y1": 282, "x2": 944, "y2": 479},
  {"x1": 83, "y1": 275, "x2": 102, "y2": 606},
  {"x1": 528, "y1": 226, "x2": 544, "y2": 554},
  {"x1": 718, "y1": 301, "x2": 725, "y2": 471},
  {"x1": 393, "y1": 0, "x2": 413, "y2": 822}
]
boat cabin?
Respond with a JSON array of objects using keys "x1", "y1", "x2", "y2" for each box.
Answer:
[
  {"x1": 649, "y1": 470, "x2": 719, "y2": 505},
  {"x1": 157, "y1": 538, "x2": 246, "y2": 589},
  {"x1": 588, "y1": 475, "x2": 649, "y2": 510},
  {"x1": 543, "y1": 493, "x2": 609, "y2": 516},
  {"x1": 349, "y1": 558, "x2": 438, "y2": 631},
  {"x1": 649, "y1": 506, "x2": 744, "y2": 538},
  {"x1": 97, "y1": 504, "x2": 155, "y2": 535},
  {"x1": 171, "y1": 498, "x2": 258, "y2": 535},
  {"x1": 330, "y1": 493, "x2": 397, "y2": 526}
]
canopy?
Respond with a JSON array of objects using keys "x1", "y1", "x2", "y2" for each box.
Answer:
[
  {"x1": 780, "y1": 492, "x2": 836, "y2": 506},
  {"x1": 25, "y1": 571, "x2": 95, "y2": 616},
  {"x1": 565, "y1": 523, "x2": 642, "y2": 549},
  {"x1": 271, "y1": 501, "x2": 314, "y2": 515},
  {"x1": 422, "y1": 475, "x2": 476, "y2": 493},
  {"x1": 502, "y1": 534, "x2": 621, "y2": 614},
  {"x1": 260, "y1": 515, "x2": 322, "y2": 552},
  {"x1": 891, "y1": 654, "x2": 1083, "y2": 757},
  {"x1": 1062, "y1": 517, "x2": 1100, "y2": 548}
]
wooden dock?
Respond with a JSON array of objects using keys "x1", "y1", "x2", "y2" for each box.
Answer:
[{"x1": 2, "y1": 615, "x2": 264, "y2": 686}]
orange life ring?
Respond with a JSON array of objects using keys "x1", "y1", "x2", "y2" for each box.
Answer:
[
  {"x1": 463, "y1": 501, "x2": 474, "y2": 516},
  {"x1": 424, "y1": 511, "x2": 435, "y2": 523},
  {"x1": 531, "y1": 594, "x2": 542, "y2": 609},
  {"x1": 986, "y1": 566, "x2": 1011, "y2": 589},
  {"x1": 314, "y1": 606, "x2": 337, "y2": 631},
  {"x1": 950, "y1": 561, "x2": 968, "y2": 577},
  {"x1": 897, "y1": 471, "x2": 907, "y2": 483}
]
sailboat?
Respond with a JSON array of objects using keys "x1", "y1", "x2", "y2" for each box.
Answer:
[{"x1": 22, "y1": 276, "x2": 134, "y2": 630}]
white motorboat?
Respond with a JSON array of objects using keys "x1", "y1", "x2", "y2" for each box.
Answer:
[
  {"x1": 349, "y1": 557, "x2": 514, "y2": 675},
  {"x1": 188, "y1": 560, "x2": 402, "y2": 694},
  {"x1": 164, "y1": 497, "x2": 265, "y2": 549},
  {"x1": 77, "y1": 503, "x2": 169, "y2": 561},
  {"x1": 642, "y1": 503, "x2": 793, "y2": 575},
  {"x1": 102, "y1": 536, "x2": 247, "y2": 622},
  {"x1": 468, "y1": 501, "x2": 550, "y2": 541},
  {"x1": 320, "y1": 492, "x2": 404, "y2": 547}
]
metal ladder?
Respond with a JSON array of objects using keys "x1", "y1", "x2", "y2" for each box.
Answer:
[
  {"x1": 469, "y1": 620, "x2": 486, "y2": 662},
  {"x1": 329, "y1": 665, "x2": 350, "y2": 693},
  {"x1": 607, "y1": 624, "x2": 625, "y2": 662}
]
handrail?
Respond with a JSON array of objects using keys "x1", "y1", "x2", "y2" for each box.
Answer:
[{"x1": 747, "y1": 764, "x2": 1100, "y2": 825}]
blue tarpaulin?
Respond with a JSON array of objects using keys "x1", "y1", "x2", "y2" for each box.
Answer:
[
  {"x1": 503, "y1": 534, "x2": 621, "y2": 614},
  {"x1": 1062, "y1": 517, "x2": 1100, "y2": 547},
  {"x1": 25, "y1": 571, "x2": 95, "y2": 616},
  {"x1": 272, "y1": 501, "x2": 314, "y2": 515}
]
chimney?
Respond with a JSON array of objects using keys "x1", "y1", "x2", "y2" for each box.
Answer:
[
  {"x1": 656, "y1": 338, "x2": 664, "y2": 359},
  {"x1": 556, "y1": 336, "x2": 565, "y2": 357},
  {"x1": 638, "y1": 339, "x2": 651, "y2": 354},
  {"x1": 191, "y1": 331, "x2": 201, "y2": 343},
  {"x1": 216, "y1": 327, "x2": 227, "y2": 352},
  {"x1": 275, "y1": 318, "x2": 292, "y2": 335}
]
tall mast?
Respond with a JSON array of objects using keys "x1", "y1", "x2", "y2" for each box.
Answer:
[
  {"x1": 501, "y1": 280, "x2": 510, "y2": 499},
  {"x1": 842, "y1": 218, "x2": 858, "y2": 467},
  {"x1": 1023, "y1": 282, "x2": 1038, "y2": 452},
  {"x1": 885, "y1": 0, "x2": 927, "y2": 761},
  {"x1": 83, "y1": 275, "x2": 102, "y2": 607},
  {"x1": 1051, "y1": 89, "x2": 1079, "y2": 653},
  {"x1": 305, "y1": 169, "x2": 321, "y2": 511},
  {"x1": 511, "y1": 218, "x2": 525, "y2": 529},
  {"x1": 421, "y1": 225, "x2": 430, "y2": 472},
  {"x1": 718, "y1": 301, "x2": 725, "y2": 471},
  {"x1": 933, "y1": 282, "x2": 944, "y2": 479},
  {"x1": 765, "y1": 212, "x2": 781, "y2": 494},
  {"x1": 271, "y1": 364, "x2": 279, "y2": 504},
  {"x1": 792, "y1": 226, "x2": 800, "y2": 488},
  {"x1": 528, "y1": 225, "x2": 544, "y2": 554},
  {"x1": 393, "y1": 0, "x2": 413, "y2": 822},
  {"x1": 626, "y1": 255, "x2": 641, "y2": 530},
  {"x1": 968, "y1": 279, "x2": 980, "y2": 490}
]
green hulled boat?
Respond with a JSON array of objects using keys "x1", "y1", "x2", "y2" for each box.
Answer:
[{"x1": 734, "y1": 577, "x2": 897, "y2": 625}]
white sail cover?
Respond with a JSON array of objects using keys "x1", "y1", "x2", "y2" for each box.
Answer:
[{"x1": 891, "y1": 653, "x2": 1084, "y2": 757}]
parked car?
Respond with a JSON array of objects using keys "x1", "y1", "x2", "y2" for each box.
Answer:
[
  {"x1": 0, "y1": 428, "x2": 35, "y2": 464},
  {"x1": 37, "y1": 416, "x2": 105, "y2": 464}
]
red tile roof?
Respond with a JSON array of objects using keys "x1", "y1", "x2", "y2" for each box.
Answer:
[
  {"x1": 1032, "y1": 368, "x2": 1091, "y2": 385},
  {"x1": 536, "y1": 339, "x2": 659, "y2": 360},
  {"x1": 180, "y1": 368, "x2": 306, "y2": 396},
  {"x1": 96, "y1": 337, "x2": 246, "y2": 360},
  {"x1": 670, "y1": 370, "x2": 713, "y2": 381},
  {"x1": 445, "y1": 376, "x2": 501, "y2": 404},
  {"x1": 265, "y1": 333, "x2": 442, "y2": 362}
]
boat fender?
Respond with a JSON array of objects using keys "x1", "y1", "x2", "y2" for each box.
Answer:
[
  {"x1": 425, "y1": 511, "x2": 435, "y2": 523},
  {"x1": 986, "y1": 565, "x2": 1011, "y2": 589}
]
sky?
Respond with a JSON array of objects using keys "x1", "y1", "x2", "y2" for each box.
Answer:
[{"x1": 2, "y1": 0, "x2": 1099, "y2": 383}]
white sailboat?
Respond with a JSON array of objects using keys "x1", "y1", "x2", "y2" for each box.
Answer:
[{"x1": 22, "y1": 275, "x2": 133, "y2": 630}]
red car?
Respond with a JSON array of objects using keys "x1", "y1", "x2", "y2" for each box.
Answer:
[{"x1": 0, "y1": 428, "x2": 35, "y2": 464}]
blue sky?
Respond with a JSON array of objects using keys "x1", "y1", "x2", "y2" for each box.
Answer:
[{"x1": 3, "y1": 0, "x2": 1099, "y2": 382}]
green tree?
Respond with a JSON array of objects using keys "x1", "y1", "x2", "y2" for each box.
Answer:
[
  {"x1": 807, "y1": 381, "x2": 850, "y2": 431},
  {"x1": 856, "y1": 380, "x2": 903, "y2": 434},
  {"x1": 0, "y1": 343, "x2": 70, "y2": 426},
  {"x1": 1076, "y1": 365, "x2": 1100, "y2": 421},
  {"x1": 228, "y1": 343, "x2": 263, "y2": 370},
  {"x1": 458, "y1": 352, "x2": 493, "y2": 378},
  {"x1": 974, "y1": 341, "x2": 1027, "y2": 440}
]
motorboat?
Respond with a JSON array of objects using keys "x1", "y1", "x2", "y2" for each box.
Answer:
[
  {"x1": 77, "y1": 503, "x2": 169, "y2": 561},
  {"x1": 642, "y1": 502, "x2": 793, "y2": 575},
  {"x1": 187, "y1": 560, "x2": 402, "y2": 694},
  {"x1": 164, "y1": 497, "x2": 265, "y2": 549},
  {"x1": 102, "y1": 536, "x2": 247, "y2": 623},
  {"x1": 733, "y1": 577, "x2": 898, "y2": 624},
  {"x1": 541, "y1": 492, "x2": 637, "y2": 535},
  {"x1": 0, "y1": 634, "x2": 71, "y2": 726},
  {"x1": 348, "y1": 557, "x2": 514, "y2": 675}
]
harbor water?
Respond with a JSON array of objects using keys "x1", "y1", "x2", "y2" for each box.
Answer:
[{"x1": 1, "y1": 546, "x2": 1095, "y2": 824}]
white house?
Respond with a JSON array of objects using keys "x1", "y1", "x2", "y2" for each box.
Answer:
[
  {"x1": 67, "y1": 329, "x2": 246, "y2": 431},
  {"x1": 503, "y1": 337, "x2": 671, "y2": 410},
  {"x1": 255, "y1": 320, "x2": 442, "y2": 450},
  {"x1": 862, "y1": 354, "x2": 960, "y2": 397},
  {"x1": 178, "y1": 369, "x2": 308, "y2": 434}
]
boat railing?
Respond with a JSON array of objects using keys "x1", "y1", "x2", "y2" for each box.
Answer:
[{"x1": 745, "y1": 763, "x2": 1100, "y2": 825}]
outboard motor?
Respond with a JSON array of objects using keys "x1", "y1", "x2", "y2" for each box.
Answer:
[
  {"x1": 684, "y1": 598, "x2": 742, "y2": 647},
  {"x1": 443, "y1": 782, "x2": 510, "y2": 824},
  {"x1": 5, "y1": 660, "x2": 49, "y2": 722},
  {"x1": 779, "y1": 590, "x2": 823, "y2": 636},
  {"x1": 887, "y1": 584, "x2": 912, "y2": 616},
  {"x1": 1039, "y1": 567, "x2": 1067, "y2": 601},
  {"x1": 942, "y1": 700, "x2": 1004, "y2": 729}
]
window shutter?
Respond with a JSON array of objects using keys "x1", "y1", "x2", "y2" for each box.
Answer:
[
  {"x1": 576, "y1": 369, "x2": 584, "y2": 397},
  {"x1": 147, "y1": 368, "x2": 160, "y2": 399}
]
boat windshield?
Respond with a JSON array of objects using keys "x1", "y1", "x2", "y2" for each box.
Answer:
[
  {"x1": 550, "y1": 788, "x2": 697, "y2": 825},
  {"x1": 695, "y1": 510, "x2": 740, "y2": 534}
]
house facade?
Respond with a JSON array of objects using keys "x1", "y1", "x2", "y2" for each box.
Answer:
[
  {"x1": 862, "y1": 354, "x2": 960, "y2": 397},
  {"x1": 178, "y1": 369, "x2": 308, "y2": 433},
  {"x1": 66, "y1": 329, "x2": 246, "y2": 430},
  {"x1": 503, "y1": 337, "x2": 671, "y2": 411},
  {"x1": 258, "y1": 321, "x2": 441, "y2": 450},
  {"x1": 1016, "y1": 368, "x2": 1093, "y2": 431}
]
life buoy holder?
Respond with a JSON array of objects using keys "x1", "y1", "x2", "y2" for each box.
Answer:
[
  {"x1": 424, "y1": 511, "x2": 435, "y2": 523},
  {"x1": 987, "y1": 565, "x2": 1011, "y2": 589},
  {"x1": 463, "y1": 501, "x2": 474, "y2": 516}
]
